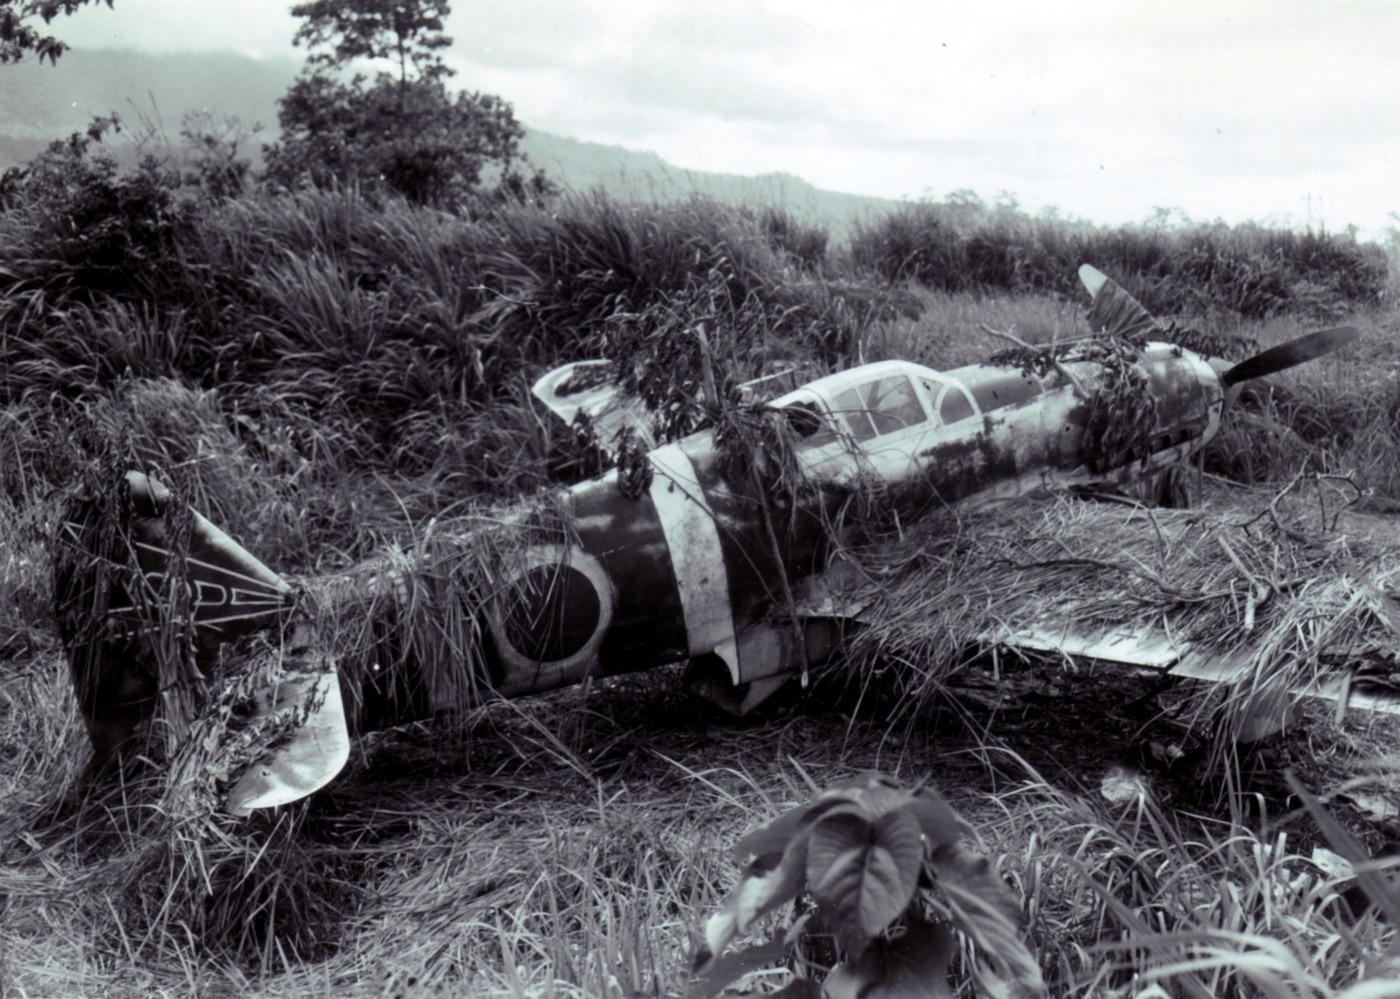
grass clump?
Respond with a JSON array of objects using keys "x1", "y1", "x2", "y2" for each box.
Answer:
[
  {"x1": 851, "y1": 201, "x2": 1388, "y2": 321},
  {"x1": 828, "y1": 476, "x2": 1400, "y2": 778},
  {"x1": 973, "y1": 747, "x2": 1400, "y2": 998}
]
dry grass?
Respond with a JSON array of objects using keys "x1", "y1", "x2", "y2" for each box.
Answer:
[
  {"x1": 4, "y1": 186, "x2": 1400, "y2": 995},
  {"x1": 11, "y1": 642, "x2": 1400, "y2": 996},
  {"x1": 0, "y1": 662, "x2": 983, "y2": 995},
  {"x1": 842, "y1": 481, "x2": 1400, "y2": 736}
]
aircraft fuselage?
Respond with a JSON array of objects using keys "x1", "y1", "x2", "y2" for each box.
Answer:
[{"x1": 56, "y1": 341, "x2": 1228, "y2": 787}]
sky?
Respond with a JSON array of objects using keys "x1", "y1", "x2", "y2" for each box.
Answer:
[{"x1": 55, "y1": 0, "x2": 1400, "y2": 239}]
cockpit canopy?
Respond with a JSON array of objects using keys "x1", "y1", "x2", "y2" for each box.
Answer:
[{"x1": 767, "y1": 359, "x2": 1034, "y2": 447}]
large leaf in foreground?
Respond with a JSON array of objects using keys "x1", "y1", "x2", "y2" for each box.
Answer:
[
  {"x1": 807, "y1": 809, "x2": 924, "y2": 955},
  {"x1": 695, "y1": 846, "x2": 807, "y2": 973},
  {"x1": 930, "y1": 843, "x2": 1044, "y2": 994},
  {"x1": 687, "y1": 929, "x2": 790, "y2": 999}
]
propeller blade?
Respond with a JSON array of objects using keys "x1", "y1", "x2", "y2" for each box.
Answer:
[
  {"x1": 1078, "y1": 263, "x2": 1109, "y2": 299},
  {"x1": 1079, "y1": 264, "x2": 1158, "y2": 340},
  {"x1": 1221, "y1": 327, "x2": 1361, "y2": 387}
]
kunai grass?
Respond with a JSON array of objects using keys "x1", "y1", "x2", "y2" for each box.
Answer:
[
  {"x1": 5, "y1": 179, "x2": 1400, "y2": 995},
  {"x1": 6, "y1": 627, "x2": 1400, "y2": 997},
  {"x1": 844, "y1": 479, "x2": 1400, "y2": 743},
  {"x1": 9, "y1": 483, "x2": 1400, "y2": 996}
]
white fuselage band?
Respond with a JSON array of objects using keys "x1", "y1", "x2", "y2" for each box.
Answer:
[{"x1": 647, "y1": 443, "x2": 738, "y2": 659}]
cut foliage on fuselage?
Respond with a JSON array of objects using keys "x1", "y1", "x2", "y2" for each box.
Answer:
[{"x1": 53, "y1": 265, "x2": 1364, "y2": 814}]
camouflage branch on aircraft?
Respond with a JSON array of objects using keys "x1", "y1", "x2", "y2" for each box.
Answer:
[{"x1": 54, "y1": 266, "x2": 1362, "y2": 815}]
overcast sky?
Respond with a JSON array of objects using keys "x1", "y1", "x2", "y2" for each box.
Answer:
[{"x1": 57, "y1": 0, "x2": 1400, "y2": 238}]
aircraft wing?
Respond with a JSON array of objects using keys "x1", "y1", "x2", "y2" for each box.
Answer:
[{"x1": 990, "y1": 624, "x2": 1400, "y2": 722}]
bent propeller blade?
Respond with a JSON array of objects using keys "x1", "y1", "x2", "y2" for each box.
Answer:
[
  {"x1": 1221, "y1": 327, "x2": 1362, "y2": 387},
  {"x1": 1078, "y1": 263, "x2": 1109, "y2": 300},
  {"x1": 1079, "y1": 264, "x2": 1158, "y2": 339}
]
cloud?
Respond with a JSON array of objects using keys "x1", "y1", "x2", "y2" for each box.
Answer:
[
  {"x1": 455, "y1": 0, "x2": 837, "y2": 127},
  {"x1": 44, "y1": 0, "x2": 1400, "y2": 235},
  {"x1": 459, "y1": 0, "x2": 814, "y2": 69},
  {"x1": 445, "y1": 0, "x2": 1400, "y2": 234},
  {"x1": 60, "y1": 0, "x2": 298, "y2": 58}
]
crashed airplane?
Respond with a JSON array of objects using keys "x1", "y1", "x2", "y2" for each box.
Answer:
[{"x1": 54, "y1": 266, "x2": 1361, "y2": 814}]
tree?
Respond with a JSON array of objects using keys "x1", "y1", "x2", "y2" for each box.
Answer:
[
  {"x1": 0, "y1": 0, "x2": 111, "y2": 64},
  {"x1": 265, "y1": 0, "x2": 540, "y2": 207},
  {"x1": 289, "y1": 0, "x2": 451, "y2": 87},
  {"x1": 179, "y1": 111, "x2": 262, "y2": 200}
]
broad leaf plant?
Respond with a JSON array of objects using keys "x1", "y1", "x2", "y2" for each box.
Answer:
[{"x1": 691, "y1": 773, "x2": 1044, "y2": 998}]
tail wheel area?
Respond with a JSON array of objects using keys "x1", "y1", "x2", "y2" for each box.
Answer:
[{"x1": 1153, "y1": 465, "x2": 1192, "y2": 509}]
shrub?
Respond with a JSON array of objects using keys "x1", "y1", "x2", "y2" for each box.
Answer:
[
  {"x1": 0, "y1": 128, "x2": 191, "y2": 303},
  {"x1": 692, "y1": 772, "x2": 1042, "y2": 998},
  {"x1": 758, "y1": 206, "x2": 829, "y2": 271}
]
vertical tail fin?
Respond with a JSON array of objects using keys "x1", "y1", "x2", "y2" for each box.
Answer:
[{"x1": 54, "y1": 471, "x2": 293, "y2": 763}]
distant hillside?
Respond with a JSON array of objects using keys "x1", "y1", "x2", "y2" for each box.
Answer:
[
  {"x1": 0, "y1": 48, "x2": 296, "y2": 145},
  {"x1": 0, "y1": 48, "x2": 900, "y2": 237},
  {"x1": 519, "y1": 131, "x2": 897, "y2": 238}
]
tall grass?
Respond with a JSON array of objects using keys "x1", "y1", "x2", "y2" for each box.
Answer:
[
  {"x1": 9, "y1": 651, "x2": 1399, "y2": 996},
  {"x1": 4, "y1": 143, "x2": 1400, "y2": 996},
  {"x1": 851, "y1": 201, "x2": 1389, "y2": 321},
  {"x1": 3, "y1": 182, "x2": 908, "y2": 511},
  {"x1": 977, "y1": 746, "x2": 1400, "y2": 998}
]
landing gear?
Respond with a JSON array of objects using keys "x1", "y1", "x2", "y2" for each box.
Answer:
[
  {"x1": 682, "y1": 653, "x2": 796, "y2": 716},
  {"x1": 1152, "y1": 465, "x2": 1192, "y2": 508}
]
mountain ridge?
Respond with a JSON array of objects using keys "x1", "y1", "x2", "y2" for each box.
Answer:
[{"x1": 0, "y1": 48, "x2": 900, "y2": 235}]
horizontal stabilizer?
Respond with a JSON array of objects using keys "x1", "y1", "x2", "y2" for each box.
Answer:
[
  {"x1": 531, "y1": 359, "x2": 621, "y2": 426},
  {"x1": 225, "y1": 670, "x2": 351, "y2": 816},
  {"x1": 993, "y1": 625, "x2": 1183, "y2": 670}
]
